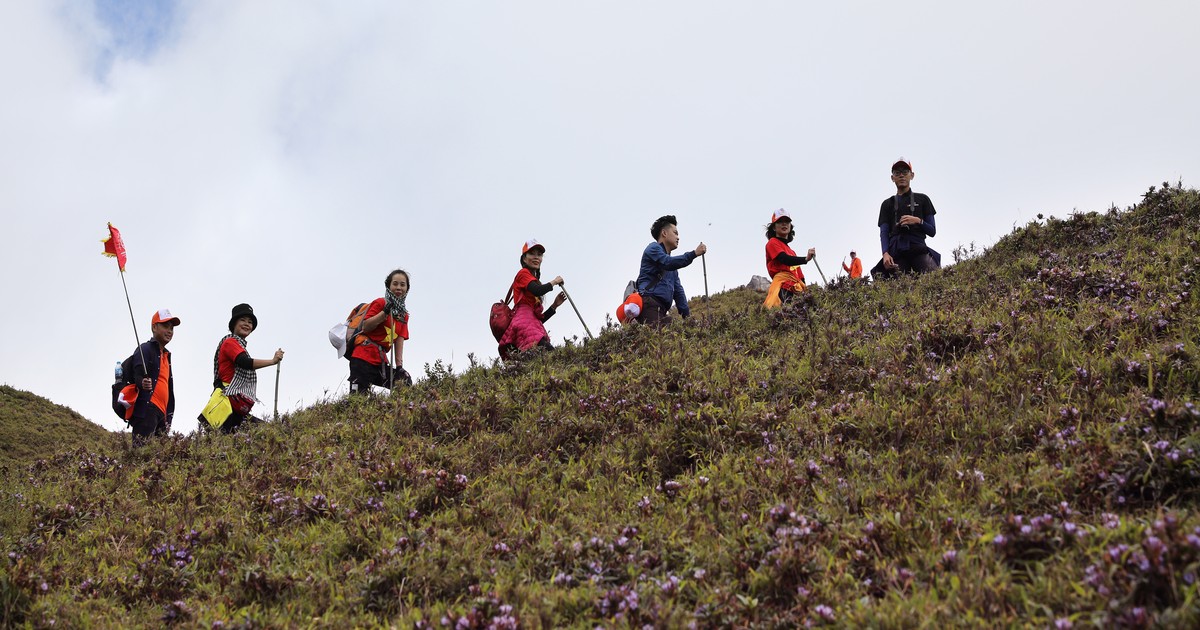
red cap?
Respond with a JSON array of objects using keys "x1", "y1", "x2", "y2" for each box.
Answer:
[{"x1": 617, "y1": 293, "x2": 643, "y2": 324}]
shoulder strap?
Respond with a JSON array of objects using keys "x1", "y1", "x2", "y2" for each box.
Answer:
[
  {"x1": 503, "y1": 286, "x2": 513, "y2": 305},
  {"x1": 891, "y1": 190, "x2": 924, "y2": 234},
  {"x1": 640, "y1": 269, "x2": 667, "y2": 295},
  {"x1": 212, "y1": 337, "x2": 225, "y2": 389}
]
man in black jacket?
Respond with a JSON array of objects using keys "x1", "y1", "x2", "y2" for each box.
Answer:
[
  {"x1": 876, "y1": 157, "x2": 939, "y2": 276},
  {"x1": 128, "y1": 309, "x2": 179, "y2": 446}
]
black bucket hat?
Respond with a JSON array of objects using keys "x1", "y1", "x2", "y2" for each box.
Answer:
[{"x1": 228, "y1": 303, "x2": 258, "y2": 333}]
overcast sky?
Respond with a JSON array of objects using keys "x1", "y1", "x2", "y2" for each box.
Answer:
[{"x1": 2, "y1": 1, "x2": 1198, "y2": 435}]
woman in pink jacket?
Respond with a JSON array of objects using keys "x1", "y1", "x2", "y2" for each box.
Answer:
[{"x1": 498, "y1": 239, "x2": 567, "y2": 359}]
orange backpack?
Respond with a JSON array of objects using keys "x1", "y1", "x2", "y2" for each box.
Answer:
[{"x1": 328, "y1": 302, "x2": 374, "y2": 360}]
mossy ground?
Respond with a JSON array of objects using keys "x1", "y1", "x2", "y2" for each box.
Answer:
[{"x1": 2, "y1": 183, "x2": 1199, "y2": 628}]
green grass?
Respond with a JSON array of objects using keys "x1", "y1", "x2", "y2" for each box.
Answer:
[
  {"x1": 0, "y1": 385, "x2": 117, "y2": 472},
  {"x1": 3, "y1": 182, "x2": 1199, "y2": 627}
]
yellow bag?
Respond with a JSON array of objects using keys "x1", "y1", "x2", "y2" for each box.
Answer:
[{"x1": 200, "y1": 388, "x2": 233, "y2": 429}]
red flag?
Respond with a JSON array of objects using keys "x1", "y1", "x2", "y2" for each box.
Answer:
[{"x1": 102, "y1": 223, "x2": 127, "y2": 271}]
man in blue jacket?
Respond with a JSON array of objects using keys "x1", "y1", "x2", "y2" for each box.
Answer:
[
  {"x1": 128, "y1": 309, "x2": 179, "y2": 446},
  {"x1": 636, "y1": 215, "x2": 707, "y2": 325}
]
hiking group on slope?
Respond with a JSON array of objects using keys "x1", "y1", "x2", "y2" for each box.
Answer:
[
  {"x1": 761, "y1": 156, "x2": 936, "y2": 307},
  {"x1": 115, "y1": 156, "x2": 940, "y2": 444}
]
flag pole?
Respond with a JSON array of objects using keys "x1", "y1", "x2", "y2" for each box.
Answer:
[
  {"x1": 104, "y1": 223, "x2": 145, "y2": 366},
  {"x1": 118, "y1": 268, "x2": 147, "y2": 367}
]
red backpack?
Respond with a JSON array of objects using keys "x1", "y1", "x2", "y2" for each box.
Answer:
[{"x1": 489, "y1": 287, "x2": 514, "y2": 342}]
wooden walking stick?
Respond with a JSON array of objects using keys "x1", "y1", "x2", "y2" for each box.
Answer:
[
  {"x1": 559, "y1": 284, "x2": 594, "y2": 340},
  {"x1": 390, "y1": 346, "x2": 398, "y2": 390},
  {"x1": 273, "y1": 362, "x2": 280, "y2": 420},
  {"x1": 701, "y1": 253, "x2": 709, "y2": 299}
]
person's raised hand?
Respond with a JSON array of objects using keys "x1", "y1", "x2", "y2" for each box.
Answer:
[{"x1": 695, "y1": 242, "x2": 707, "y2": 256}]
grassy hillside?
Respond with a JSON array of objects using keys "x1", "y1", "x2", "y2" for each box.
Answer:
[
  {"x1": 2, "y1": 183, "x2": 1198, "y2": 627},
  {"x1": 0, "y1": 385, "x2": 117, "y2": 472}
]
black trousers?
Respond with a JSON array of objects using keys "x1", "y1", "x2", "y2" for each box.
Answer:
[
  {"x1": 349, "y1": 357, "x2": 411, "y2": 393},
  {"x1": 218, "y1": 410, "x2": 261, "y2": 434},
  {"x1": 499, "y1": 337, "x2": 553, "y2": 361},
  {"x1": 897, "y1": 251, "x2": 939, "y2": 273},
  {"x1": 635, "y1": 296, "x2": 672, "y2": 326},
  {"x1": 871, "y1": 250, "x2": 939, "y2": 279},
  {"x1": 131, "y1": 406, "x2": 169, "y2": 447}
]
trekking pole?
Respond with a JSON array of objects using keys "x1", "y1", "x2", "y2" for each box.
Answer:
[
  {"x1": 811, "y1": 255, "x2": 828, "y2": 285},
  {"x1": 559, "y1": 285, "x2": 594, "y2": 340},
  {"x1": 701, "y1": 254, "x2": 709, "y2": 299},
  {"x1": 273, "y1": 362, "x2": 280, "y2": 420},
  {"x1": 390, "y1": 346, "x2": 397, "y2": 390}
]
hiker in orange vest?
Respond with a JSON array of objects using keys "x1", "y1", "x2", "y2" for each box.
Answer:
[
  {"x1": 842, "y1": 250, "x2": 863, "y2": 279},
  {"x1": 128, "y1": 309, "x2": 179, "y2": 446},
  {"x1": 350, "y1": 270, "x2": 412, "y2": 393},
  {"x1": 498, "y1": 239, "x2": 567, "y2": 359},
  {"x1": 210, "y1": 303, "x2": 284, "y2": 432},
  {"x1": 763, "y1": 208, "x2": 815, "y2": 308}
]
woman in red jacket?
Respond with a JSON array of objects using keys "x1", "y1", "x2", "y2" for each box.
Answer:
[
  {"x1": 763, "y1": 209, "x2": 815, "y2": 308},
  {"x1": 349, "y1": 269, "x2": 412, "y2": 393}
]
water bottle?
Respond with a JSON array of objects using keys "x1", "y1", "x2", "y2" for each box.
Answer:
[{"x1": 114, "y1": 361, "x2": 123, "y2": 384}]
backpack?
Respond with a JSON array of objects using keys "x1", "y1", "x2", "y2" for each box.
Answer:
[
  {"x1": 489, "y1": 287, "x2": 514, "y2": 342},
  {"x1": 615, "y1": 272, "x2": 664, "y2": 324},
  {"x1": 328, "y1": 302, "x2": 373, "y2": 359},
  {"x1": 110, "y1": 353, "x2": 138, "y2": 422}
]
